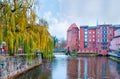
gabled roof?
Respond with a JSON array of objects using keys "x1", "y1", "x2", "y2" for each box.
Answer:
[{"x1": 67, "y1": 23, "x2": 78, "y2": 31}]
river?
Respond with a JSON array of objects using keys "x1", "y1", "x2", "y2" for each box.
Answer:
[{"x1": 16, "y1": 54, "x2": 120, "y2": 79}]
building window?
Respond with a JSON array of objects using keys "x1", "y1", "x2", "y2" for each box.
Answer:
[
  {"x1": 89, "y1": 32, "x2": 91, "y2": 34},
  {"x1": 104, "y1": 31, "x2": 105, "y2": 33},
  {"x1": 84, "y1": 35, "x2": 87, "y2": 38},
  {"x1": 85, "y1": 39, "x2": 87, "y2": 41},
  {"x1": 93, "y1": 32, "x2": 95, "y2": 34},
  {"x1": 98, "y1": 35, "x2": 99, "y2": 37},
  {"x1": 93, "y1": 39, "x2": 95, "y2": 41},
  {"x1": 102, "y1": 39, "x2": 104, "y2": 42},
  {"x1": 93, "y1": 35, "x2": 95, "y2": 37},
  {"x1": 85, "y1": 32, "x2": 87, "y2": 34},
  {"x1": 98, "y1": 39, "x2": 99, "y2": 42},
  {"x1": 89, "y1": 39, "x2": 91, "y2": 42},
  {"x1": 84, "y1": 42, "x2": 88, "y2": 48},
  {"x1": 110, "y1": 30, "x2": 112, "y2": 33}
]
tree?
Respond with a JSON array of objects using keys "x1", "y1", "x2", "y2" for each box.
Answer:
[
  {"x1": 0, "y1": 0, "x2": 54, "y2": 59},
  {"x1": 52, "y1": 36, "x2": 58, "y2": 48}
]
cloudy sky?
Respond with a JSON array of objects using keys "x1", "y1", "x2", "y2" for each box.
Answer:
[{"x1": 36, "y1": 0, "x2": 120, "y2": 40}]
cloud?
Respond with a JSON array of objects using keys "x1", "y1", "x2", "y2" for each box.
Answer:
[
  {"x1": 43, "y1": 11, "x2": 69, "y2": 40},
  {"x1": 39, "y1": 0, "x2": 120, "y2": 40},
  {"x1": 59, "y1": 0, "x2": 120, "y2": 25}
]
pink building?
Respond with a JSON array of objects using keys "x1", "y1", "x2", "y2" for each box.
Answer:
[
  {"x1": 67, "y1": 23, "x2": 79, "y2": 51},
  {"x1": 67, "y1": 23, "x2": 120, "y2": 55},
  {"x1": 96, "y1": 25, "x2": 114, "y2": 55},
  {"x1": 110, "y1": 29, "x2": 120, "y2": 51},
  {"x1": 88, "y1": 27, "x2": 96, "y2": 53}
]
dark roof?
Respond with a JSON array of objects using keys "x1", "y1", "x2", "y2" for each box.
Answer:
[
  {"x1": 80, "y1": 25, "x2": 97, "y2": 29},
  {"x1": 112, "y1": 25, "x2": 120, "y2": 30},
  {"x1": 98, "y1": 24, "x2": 112, "y2": 26},
  {"x1": 80, "y1": 26, "x2": 88, "y2": 28},
  {"x1": 88, "y1": 26, "x2": 97, "y2": 29},
  {"x1": 79, "y1": 24, "x2": 120, "y2": 29}
]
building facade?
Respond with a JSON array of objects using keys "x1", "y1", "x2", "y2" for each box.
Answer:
[
  {"x1": 96, "y1": 25, "x2": 114, "y2": 55},
  {"x1": 79, "y1": 26, "x2": 97, "y2": 53},
  {"x1": 79, "y1": 25, "x2": 115, "y2": 55},
  {"x1": 67, "y1": 24, "x2": 120, "y2": 55},
  {"x1": 110, "y1": 29, "x2": 120, "y2": 51},
  {"x1": 67, "y1": 23, "x2": 79, "y2": 51}
]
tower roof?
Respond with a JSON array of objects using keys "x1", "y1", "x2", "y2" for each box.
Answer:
[{"x1": 67, "y1": 23, "x2": 78, "y2": 31}]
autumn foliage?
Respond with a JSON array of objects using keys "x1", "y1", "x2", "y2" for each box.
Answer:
[{"x1": 0, "y1": 0, "x2": 53, "y2": 59}]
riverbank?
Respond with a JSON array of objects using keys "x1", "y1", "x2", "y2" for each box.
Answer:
[
  {"x1": 108, "y1": 52, "x2": 120, "y2": 63},
  {"x1": 108, "y1": 56, "x2": 120, "y2": 63},
  {"x1": 0, "y1": 54, "x2": 42, "y2": 79},
  {"x1": 77, "y1": 53, "x2": 120, "y2": 62},
  {"x1": 8, "y1": 62, "x2": 42, "y2": 79},
  {"x1": 77, "y1": 53, "x2": 98, "y2": 57}
]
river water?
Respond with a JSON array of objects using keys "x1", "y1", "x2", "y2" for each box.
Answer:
[{"x1": 16, "y1": 54, "x2": 120, "y2": 79}]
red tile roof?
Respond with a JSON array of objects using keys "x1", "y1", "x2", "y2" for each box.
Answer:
[{"x1": 67, "y1": 23, "x2": 78, "y2": 31}]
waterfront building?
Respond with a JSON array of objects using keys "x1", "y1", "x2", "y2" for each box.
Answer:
[
  {"x1": 67, "y1": 23, "x2": 120, "y2": 55},
  {"x1": 79, "y1": 24, "x2": 114, "y2": 55},
  {"x1": 96, "y1": 25, "x2": 114, "y2": 55},
  {"x1": 67, "y1": 23, "x2": 79, "y2": 51},
  {"x1": 110, "y1": 29, "x2": 120, "y2": 52},
  {"x1": 79, "y1": 26, "x2": 96, "y2": 53}
]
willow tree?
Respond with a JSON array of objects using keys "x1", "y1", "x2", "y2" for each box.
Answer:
[
  {"x1": 0, "y1": 20, "x2": 2, "y2": 46},
  {"x1": 0, "y1": 0, "x2": 54, "y2": 59}
]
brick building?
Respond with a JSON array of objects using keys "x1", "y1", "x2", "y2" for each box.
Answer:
[
  {"x1": 96, "y1": 25, "x2": 114, "y2": 55},
  {"x1": 79, "y1": 25, "x2": 115, "y2": 55},
  {"x1": 67, "y1": 23, "x2": 79, "y2": 51},
  {"x1": 79, "y1": 26, "x2": 96, "y2": 53},
  {"x1": 67, "y1": 23, "x2": 120, "y2": 55}
]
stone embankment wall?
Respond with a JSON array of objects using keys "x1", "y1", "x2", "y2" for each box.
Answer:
[{"x1": 0, "y1": 54, "x2": 42, "y2": 79}]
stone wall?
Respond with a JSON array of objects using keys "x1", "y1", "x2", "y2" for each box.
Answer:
[{"x1": 0, "y1": 54, "x2": 42, "y2": 79}]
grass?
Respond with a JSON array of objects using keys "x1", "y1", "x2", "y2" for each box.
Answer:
[
  {"x1": 0, "y1": 56, "x2": 5, "y2": 58},
  {"x1": 70, "y1": 50, "x2": 78, "y2": 56},
  {"x1": 78, "y1": 53, "x2": 97, "y2": 57},
  {"x1": 109, "y1": 56, "x2": 120, "y2": 63}
]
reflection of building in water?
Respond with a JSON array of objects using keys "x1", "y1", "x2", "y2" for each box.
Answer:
[
  {"x1": 95, "y1": 57, "x2": 109, "y2": 79},
  {"x1": 67, "y1": 58, "x2": 78, "y2": 79},
  {"x1": 108, "y1": 60, "x2": 120, "y2": 79},
  {"x1": 67, "y1": 57, "x2": 120, "y2": 79}
]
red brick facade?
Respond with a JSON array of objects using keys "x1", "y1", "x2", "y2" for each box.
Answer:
[
  {"x1": 67, "y1": 23, "x2": 79, "y2": 51},
  {"x1": 79, "y1": 28, "x2": 84, "y2": 49},
  {"x1": 79, "y1": 26, "x2": 97, "y2": 54},
  {"x1": 96, "y1": 25, "x2": 114, "y2": 55},
  {"x1": 67, "y1": 24, "x2": 120, "y2": 55},
  {"x1": 79, "y1": 25, "x2": 115, "y2": 55},
  {"x1": 88, "y1": 28, "x2": 96, "y2": 53}
]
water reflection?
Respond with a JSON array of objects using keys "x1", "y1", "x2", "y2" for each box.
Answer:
[
  {"x1": 67, "y1": 57, "x2": 120, "y2": 79},
  {"x1": 16, "y1": 56, "x2": 120, "y2": 79}
]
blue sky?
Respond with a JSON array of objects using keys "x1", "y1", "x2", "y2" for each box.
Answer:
[{"x1": 37, "y1": 0, "x2": 120, "y2": 40}]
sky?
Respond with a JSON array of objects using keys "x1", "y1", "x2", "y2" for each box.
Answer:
[{"x1": 36, "y1": 0, "x2": 120, "y2": 40}]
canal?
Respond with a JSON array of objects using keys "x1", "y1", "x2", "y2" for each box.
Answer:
[{"x1": 16, "y1": 54, "x2": 120, "y2": 79}]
